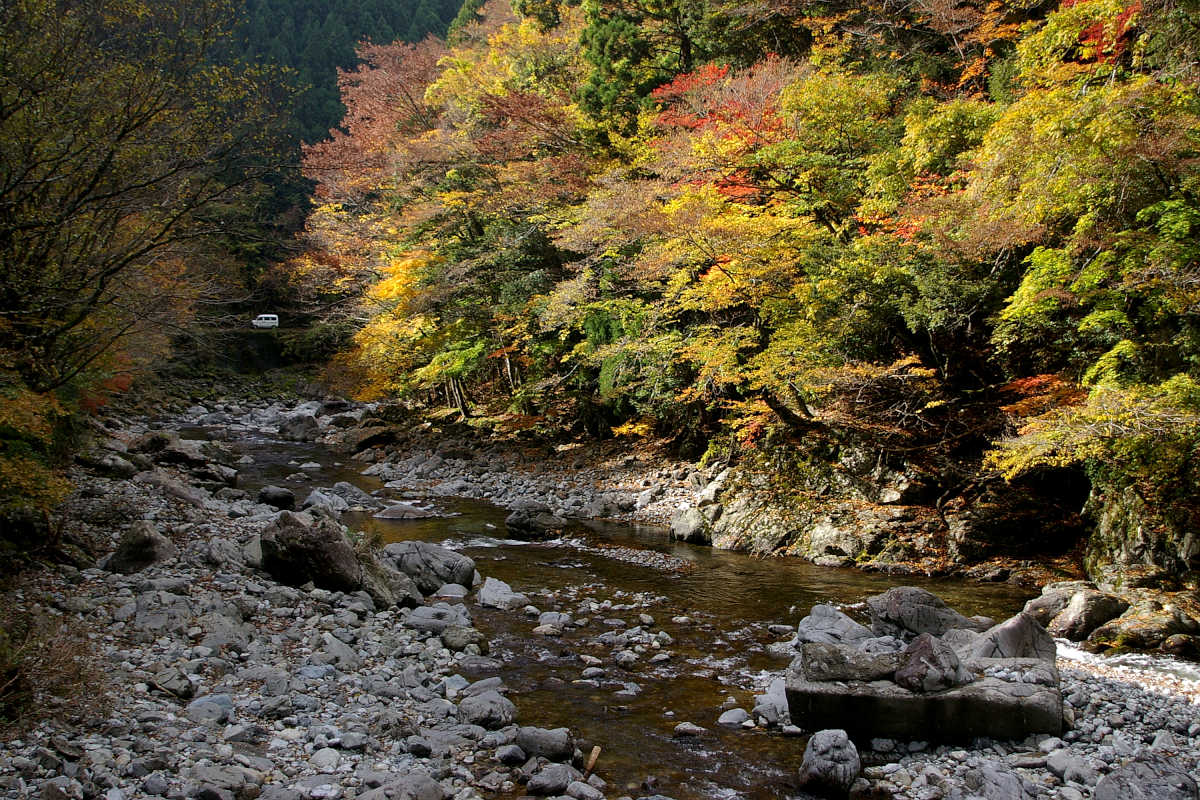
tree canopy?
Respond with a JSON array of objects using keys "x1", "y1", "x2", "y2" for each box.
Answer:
[{"x1": 291, "y1": 0, "x2": 1200, "y2": 548}]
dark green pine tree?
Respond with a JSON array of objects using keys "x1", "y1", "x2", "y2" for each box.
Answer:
[
  {"x1": 578, "y1": 0, "x2": 708, "y2": 132},
  {"x1": 446, "y1": 0, "x2": 485, "y2": 42},
  {"x1": 407, "y1": 0, "x2": 445, "y2": 42}
]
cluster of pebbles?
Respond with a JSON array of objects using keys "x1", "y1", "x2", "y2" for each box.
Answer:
[{"x1": 0, "y1": 473, "x2": 626, "y2": 800}]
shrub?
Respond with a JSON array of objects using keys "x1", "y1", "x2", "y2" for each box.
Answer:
[{"x1": 0, "y1": 601, "x2": 108, "y2": 734}]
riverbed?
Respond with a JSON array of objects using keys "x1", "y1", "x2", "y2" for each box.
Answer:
[{"x1": 214, "y1": 425, "x2": 1037, "y2": 799}]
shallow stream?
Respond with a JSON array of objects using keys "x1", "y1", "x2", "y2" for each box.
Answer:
[{"x1": 211, "y1": 427, "x2": 1036, "y2": 800}]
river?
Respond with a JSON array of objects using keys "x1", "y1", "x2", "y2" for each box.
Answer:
[{"x1": 206, "y1": 425, "x2": 1036, "y2": 800}]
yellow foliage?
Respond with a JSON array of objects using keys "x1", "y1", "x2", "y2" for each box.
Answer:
[
  {"x1": 986, "y1": 378, "x2": 1200, "y2": 482},
  {"x1": 611, "y1": 419, "x2": 653, "y2": 438},
  {"x1": 367, "y1": 251, "x2": 437, "y2": 306},
  {"x1": 0, "y1": 389, "x2": 64, "y2": 443},
  {"x1": 0, "y1": 387, "x2": 71, "y2": 514},
  {"x1": 0, "y1": 455, "x2": 71, "y2": 514}
]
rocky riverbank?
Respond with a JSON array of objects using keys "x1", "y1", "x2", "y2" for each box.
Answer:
[
  {"x1": 3, "y1": 395, "x2": 1199, "y2": 800},
  {"x1": 0, "y1": 445, "x2": 623, "y2": 800},
  {"x1": 183, "y1": 394, "x2": 1198, "y2": 662}
]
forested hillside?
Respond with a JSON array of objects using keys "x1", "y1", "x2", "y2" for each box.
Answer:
[
  {"x1": 235, "y1": 0, "x2": 464, "y2": 141},
  {"x1": 291, "y1": 0, "x2": 1200, "y2": 581}
]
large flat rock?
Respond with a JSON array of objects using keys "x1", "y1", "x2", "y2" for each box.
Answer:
[{"x1": 785, "y1": 657, "x2": 1062, "y2": 743}]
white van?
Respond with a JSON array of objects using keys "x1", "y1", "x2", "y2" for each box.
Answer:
[{"x1": 251, "y1": 314, "x2": 279, "y2": 328}]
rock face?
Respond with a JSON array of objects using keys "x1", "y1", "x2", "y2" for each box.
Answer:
[
  {"x1": 785, "y1": 590, "x2": 1063, "y2": 744},
  {"x1": 380, "y1": 541, "x2": 475, "y2": 596},
  {"x1": 1048, "y1": 590, "x2": 1130, "y2": 640},
  {"x1": 104, "y1": 520, "x2": 178, "y2": 574},
  {"x1": 1087, "y1": 599, "x2": 1199, "y2": 651},
  {"x1": 798, "y1": 729, "x2": 861, "y2": 797},
  {"x1": 259, "y1": 511, "x2": 362, "y2": 592},
  {"x1": 1086, "y1": 484, "x2": 1199, "y2": 582}
]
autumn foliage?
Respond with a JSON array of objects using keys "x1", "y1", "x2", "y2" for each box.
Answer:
[{"x1": 293, "y1": 0, "x2": 1200, "y2": 531}]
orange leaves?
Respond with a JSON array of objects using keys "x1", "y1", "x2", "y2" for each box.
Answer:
[
  {"x1": 650, "y1": 57, "x2": 797, "y2": 156},
  {"x1": 302, "y1": 38, "x2": 448, "y2": 202},
  {"x1": 1060, "y1": 0, "x2": 1142, "y2": 63},
  {"x1": 649, "y1": 63, "x2": 731, "y2": 130},
  {"x1": 999, "y1": 374, "x2": 1088, "y2": 418}
]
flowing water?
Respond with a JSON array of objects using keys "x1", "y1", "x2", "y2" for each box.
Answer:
[{"x1": 210, "y1": 427, "x2": 1036, "y2": 800}]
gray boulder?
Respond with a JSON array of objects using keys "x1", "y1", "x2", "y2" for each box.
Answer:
[
  {"x1": 798, "y1": 729, "x2": 860, "y2": 797},
  {"x1": 894, "y1": 633, "x2": 973, "y2": 693},
  {"x1": 515, "y1": 726, "x2": 575, "y2": 762},
  {"x1": 302, "y1": 488, "x2": 350, "y2": 515},
  {"x1": 1048, "y1": 590, "x2": 1130, "y2": 641},
  {"x1": 751, "y1": 677, "x2": 791, "y2": 727},
  {"x1": 257, "y1": 485, "x2": 295, "y2": 510},
  {"x1": 795, "y1": 604, "x2": 873, "y2": 647},
  {"x1": 786, "y1": 656, "x2": 1062, "y2": 743},
  {"x1": 968, "y1": 612, "x2": 1056, "y2": 662},
  {"x1": 527, "y1": 764, "x2": 583, "y2": 796},
  {"x1": 79, "y1": 450, "x2": 138, "y2": 478},
  {"x1": 440, "y1": 625, "x2": 488, "y2": 653},
  {"x1": 539, "y1": 611, "x2": 572, "y2": 627},
  {"x1": 477, "y1": 576, "x2": 529, "y2": 611},
  {"x1": 867, "y1": 586, "x2": 985, "y2": 639},
  {"x1": 152, "y1": 667, "x2": 194, "y2": 699},
  {"x1": 259, "y1": 511, "x2": 362, "y2": 592},
  {"x1": 404, "y1": 604, "x2": 471, "y2": 634},
  {"x1": 357, "y1": 771, "x2": 447, "y2": 800},
  {"x1": 360, "y1": 559, "x2": 423, "y2": 609},
  {"x1": 796, "y1": 642, "x2": 900, "y2": 683},
  {"x1": 505, "y1": 507, "x2": 568, "y2": 539},
  {"x1": 496, "y1": 744, "x2": 525, "y2": 765},
  {"x1": 669, "y1": 507, "x2": 709, "y2": 543},
  {"x1": 457, "y1": 690, "x2": 517, "y2": 729},
  {"x1": 1046, "y1": 749, "x2": 1099, "y2": 785},
  {"x1": 104, "y1": 520, "x2": 178, "y2": 574},
  {"x1": 375, "y1": 502, "x2": 440, "y2": 520},
  {"x1": 278, "y1": 413, "x2": 319, "y2": 441},
  {"x1": 717, "y1": 708, "x2": 750, "y2": 727},
  {"x1": 1023, "y1": 581, "x2": 1093, "y2": 626},
  {"x1": 381, "y1": 541, "x2": 475, "y2": 595},
  {"x1": 964, "y1": 762, "x2": 1037, "y2": 799},
  {"x1": 1094, "y1": 752, "x2": 1198, "y2": 800},
  {"x1": 330, "y1": 481, "x2": 382, "y2": 509},
  {"x1": 186, "y1": 694, "x2": 233, "y2": 725}
]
